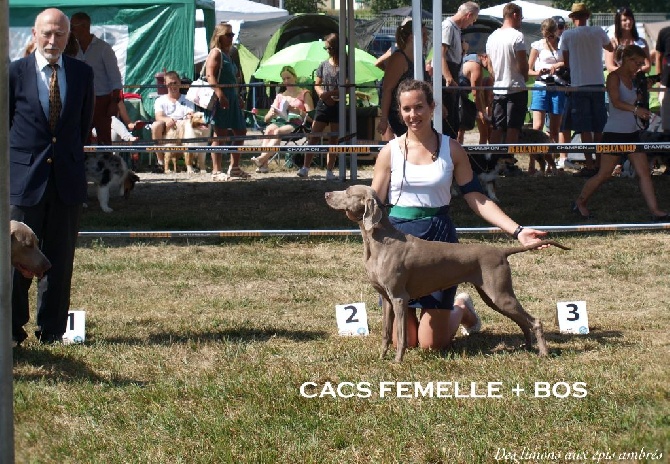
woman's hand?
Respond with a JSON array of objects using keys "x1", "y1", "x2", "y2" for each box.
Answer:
[
  {"x1": 218, "y1": 92, "x2": 229, "y2": 110},
  {"x1": 321, "y1": 91, "x2": 337, "y2": 106},
  {"x1": 517, "y1": 227, "x2": 549, "y2": 248}
]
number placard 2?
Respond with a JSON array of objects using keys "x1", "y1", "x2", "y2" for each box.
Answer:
[
  {"x1": 335, "y1": 303, "x2": 369, "y2": 336},
  {"x1": 63, "y1": 310, "x2": 86, "y2": 344},
  {"x1": 556, "y1": 301, "x2": 589, "y2": 334}
]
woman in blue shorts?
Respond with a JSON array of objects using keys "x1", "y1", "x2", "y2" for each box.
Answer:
[{"x1": 528, "y1": 18, "x2": 566, "y2": 175}]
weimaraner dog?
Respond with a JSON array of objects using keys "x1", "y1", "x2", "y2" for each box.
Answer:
[
  {"x1": 325, "y1": 185, "x2": 569, "y2": 362},
  {"x1": 10, "y1": 220, "x2": 51, "y2": 279}
]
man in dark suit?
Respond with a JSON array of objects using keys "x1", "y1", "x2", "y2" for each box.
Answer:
[{"x1": 9, "y1": 8, "x2": 95, "y2": 345}]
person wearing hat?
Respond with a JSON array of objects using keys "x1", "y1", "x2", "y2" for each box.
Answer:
[
  {"x1": 559, "y1": 2, "x2": 615, "y2": 176},
  {"x1": 551, "y1": 16, "x2": 566, "y2": 37}
]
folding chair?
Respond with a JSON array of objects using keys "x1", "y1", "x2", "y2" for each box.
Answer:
[{"x1": 267, "y1": 112, "x2": 314, "y2": 168}]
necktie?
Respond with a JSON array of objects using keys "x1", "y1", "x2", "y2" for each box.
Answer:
[{"x1": 48, "y1": 64, "x2": 61, "y2": 132}]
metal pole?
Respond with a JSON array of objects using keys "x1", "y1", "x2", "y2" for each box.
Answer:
[
  {"x1": 338, "y1": 4, "x2": 346, "y2": 181},
  {"x1": 0, "y1": 0, "x2": 16, "y2": 461},
  {"x1": 432, "y1": 0, "x2": 443, "y2": 133},
  {"x1": 347, "y1": 0, "x2": 357, "y2": 181}
]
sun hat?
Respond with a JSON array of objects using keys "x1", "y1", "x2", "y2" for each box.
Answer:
[{"x1": 568, "y1": 3, "x2": 590, "y2": 18}]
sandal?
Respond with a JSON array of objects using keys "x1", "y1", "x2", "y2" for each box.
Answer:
[
  {"x1": 227, "y1": 167, "x2": 251, "y2": 179},
  {"x1": 570, "y1": 201, "x2": 595, "y2": 219}
]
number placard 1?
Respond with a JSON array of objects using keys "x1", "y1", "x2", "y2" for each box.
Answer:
[
  {"x1": 556, "y1": 301, "x2": 589, "y2": 334},
  {"x1": 63, "y1": 310, "x2": 86, "y2": 344},
  {"x1": 335, "y1": 303, "x2": 369, "y2": 336}
]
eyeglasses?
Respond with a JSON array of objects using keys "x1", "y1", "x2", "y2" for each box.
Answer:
[
  {"x1": 224, "y1": 32, "x2": 235, "y2": 38},
  {"x1": 324, "y1": 46, "x2": 334, "y2": 51},
  {"x1": 557, "y1": 24, "x2": 565, "y2": 29}
]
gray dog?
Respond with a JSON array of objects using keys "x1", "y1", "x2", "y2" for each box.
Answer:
[{"x1": 325, "y1": 185, "x2": 569, "y2": 362}]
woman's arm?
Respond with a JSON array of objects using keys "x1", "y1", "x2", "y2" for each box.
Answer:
[
  {"x1": 451, "y1": 140, "x2": 547, "y2": 246},
  {"x1": 377, "y1": 53, "x2": 406, "y2": 135},
  {"x1": 206, "y1": 49, "x2": 228, "y2": 109},
  {"x1": 371, "y1": 144, "x2": 392, "y2": 203},
  {"x1": 640, "y1": 39, "x2": 652, "y2": 73},
  {"x1": 604, "y1": 47, "x2": 619, "y2": 72},
  {"x1": 527, "y1": 48, "x2": 542, "y2": 76}
]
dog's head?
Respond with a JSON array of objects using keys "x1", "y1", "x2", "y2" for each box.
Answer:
[
  {"x1": 325, "y1": 185, "x2": 383, "y2": 231},
  {"x1": 190, "y1": 112, "x2": 208, "y2": 129},
  {"x1": 10, "y1": 220, "x2": 51, "y2": 279},
  {"x1": 123, "y1": 171, "x2": 140, "y2": 199}
]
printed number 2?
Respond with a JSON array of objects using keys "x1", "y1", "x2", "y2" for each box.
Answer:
[
  {"x1": 566, "y1": 304, "x2": 580, "y2": 321},
  {"x1": 68, "y1": 312, "x2": 75, "y2": 330},
  {"x1": 344, "y1": 305, "x2": 359, "y2": 323}
]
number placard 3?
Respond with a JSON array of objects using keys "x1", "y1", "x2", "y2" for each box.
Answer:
[
  {"x1": 556, "y1": 301, "x2": 589, "y2": 334},
  {"x1": 63, "y1": 310, "x2": 86, "y2": 344},
  {"x1": 335, "y1": 303, "x2": 369, "y2": 336}
]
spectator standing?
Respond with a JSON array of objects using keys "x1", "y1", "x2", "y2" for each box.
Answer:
[
  {"x1": 527, "y1": 18, "x2": 565, "y2": 175},
  {"x1": 299, "y1": 33, "x2": 341, "y2": 180},
  {"x1": 441, "y1": 1, "x2": 480, "y2": 139},
  {"x1": 485, "y1": 3, "x2": 528, "y2": 148},
  {"x1": 9, "y1": 8, "x2": 95, "y2": 345},
  {"x1": 207, "y1": 22, "x2": 249, "y2": 180},
  {"x1": 377, "y1": 19, "x2": 427, "y2": 139},
  {"x1": 604, "y1": 7, "x2": 651, "y2": 73},
  {"x1": 656, "y1": 24, "x2": 670, "y2": 132},
  {"x1": 152, "y1": 71, "x2": 194, "y2": 171},
  {"x1": 572, "y1": 46, "x2": 667, "y2": 221},
  {"x1": 457, "y1": 52, "x2": 492, "y2": 144},
  {"x1": 70, "y1": 12, "x2": 123, "y2": 146},
  {"x1": 559, "y1": 3, "x2": 614, "y2": 176}
]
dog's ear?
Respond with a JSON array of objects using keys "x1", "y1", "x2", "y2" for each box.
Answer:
[{"x1": 362, "y1": 198, "x2": 382, "y2": 231}]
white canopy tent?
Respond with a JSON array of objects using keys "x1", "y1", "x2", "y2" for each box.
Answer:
[
  {"x1": 479, "y1": 0, "x2": 570, "y2": 22},
  {"x1": 195, "y1": 0, "x2": 288, "y2": 23}
]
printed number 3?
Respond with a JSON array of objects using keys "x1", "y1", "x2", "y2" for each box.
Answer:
[
  {"x1": 566, "y1": 303, "x2": 580, "y2": 321},
  {"x1": 344, "y1": 305, "x2": 359, "y2": 323}
]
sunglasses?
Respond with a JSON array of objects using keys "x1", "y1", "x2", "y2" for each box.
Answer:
[
  {"x1": 324, "y1": 46, "x2": 335, "y2": 51},
  {"x1": 616, "y1": 7, "x2": 632, "y2": 15},
  {"x1": 224, "y1": 32, "x2": 235, "y2": 38}
]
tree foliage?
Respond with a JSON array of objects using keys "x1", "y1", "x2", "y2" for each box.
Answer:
[{"x1": 284, "y1": 0, "x2": 321, "y2": 15}]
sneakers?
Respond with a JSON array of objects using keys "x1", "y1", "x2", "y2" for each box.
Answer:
[
  {"x1": 297, "y1": 166, "x2": 309, "y2": 177},
  {"x1": 325, "y1": 169, "x2": 337, "y2": 181},
  {"x1": 251, "y1": 156, "x2": 263, "y2": 167},
  {"x1": 456, "y1": 292, "x2": 481, "y2": 336},
  {"x1": 256, "y1": 166, "x2": 269, "y2": 174}
]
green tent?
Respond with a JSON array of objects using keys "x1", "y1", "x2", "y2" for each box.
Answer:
[{"x1": 8, "y1": 0, "x2": 216, "y2": 114}]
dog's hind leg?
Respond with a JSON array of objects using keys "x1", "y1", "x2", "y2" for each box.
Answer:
[{"x1": 475, "y1": 286, "x2": 548, "y2": 356}]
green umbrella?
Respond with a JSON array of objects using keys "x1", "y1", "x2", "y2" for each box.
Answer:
[{"x1": 253, "y1": 41, "x2": 383, "y2": 84}]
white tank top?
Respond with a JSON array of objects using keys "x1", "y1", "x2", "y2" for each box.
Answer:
[
  {"x1": 602, "y1": 78, "x2": 638, "y2": 133},
  {"x1": 388, "y1": 134, "x2": 454, "y2": 207}
]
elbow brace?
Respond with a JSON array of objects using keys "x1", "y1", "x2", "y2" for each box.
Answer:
[{"x1": 457, "y1": 174, "x2": 485, "y2": 195}]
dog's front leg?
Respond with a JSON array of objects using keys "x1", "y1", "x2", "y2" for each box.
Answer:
[
  {"x1": 393, "y1": 297, "x2": 407, "y2": 363},
  {"x1": 380, "y1": 297, "x2": 393, "y2": 359},
  {"x1": 97, "y1": 185, "x2": 113, "y2": 213}
]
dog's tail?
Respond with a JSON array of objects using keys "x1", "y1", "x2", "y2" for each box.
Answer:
[{"x1": 504, "y1": 240, "x2": 571, "y2": 256}]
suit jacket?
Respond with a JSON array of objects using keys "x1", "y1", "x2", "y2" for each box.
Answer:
[{"x1": 9, "y1": 53, "x2": 95, "y2": 207}]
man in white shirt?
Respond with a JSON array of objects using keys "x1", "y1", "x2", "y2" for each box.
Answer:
[
  {"x1": 559, "y1": 2, "x2": 614, "y2": 174},
  {"x1": 441, "y1": 1, "x2": 479, "y2": 138},
  {"x1": 485, "y1": 2, "x2": 528, "y2": 146},
  {"x1": 70, "y1": 11, "x2": 123, "y2": 146}
]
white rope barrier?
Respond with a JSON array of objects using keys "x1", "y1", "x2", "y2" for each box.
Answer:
[{"x1": 78, "y1": 223, "x2": 670, "y2": 239}]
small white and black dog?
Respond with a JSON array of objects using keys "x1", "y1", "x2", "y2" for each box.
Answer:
[
  {"x1": 85, "y1": 153, "x2": 140, "y2": 213},
  {"x1": 458, "y1": 128, "x2": 552, "y2": 202}
]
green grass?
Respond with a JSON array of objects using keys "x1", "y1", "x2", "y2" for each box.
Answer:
[{"x1": 11, "y1": 168, "x2": 670, "y2": 462}]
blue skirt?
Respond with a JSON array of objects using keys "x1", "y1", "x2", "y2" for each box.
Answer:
[{"x1": 389, "y1": 208, "x2": 458, "y2": 310}]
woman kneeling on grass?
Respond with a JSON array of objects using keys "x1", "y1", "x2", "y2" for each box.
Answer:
[
  {"x1": 251, "y1": 66, "x2": 314, "y2": 173},
  {"x1": 572, "y1": 45, "x2": 668, "y2": 221},
  {"x1": 371, "y1": 79, "x2": 549, "y2": 351}
]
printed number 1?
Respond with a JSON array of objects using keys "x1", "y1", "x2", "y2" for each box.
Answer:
[
  {"x1": 344, "y1": 305, "x2": 359, "y2": 323},
  {"x1": 68, "y1": 312, "x2": 75, "y2": 330},
  {"x1": 566, "y1": 304, "x2": 580, "y2": 321}
]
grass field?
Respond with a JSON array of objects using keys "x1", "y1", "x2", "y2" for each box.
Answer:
[{"x1": 11, "y1": 164, "x2": 670, "y2": 463}]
